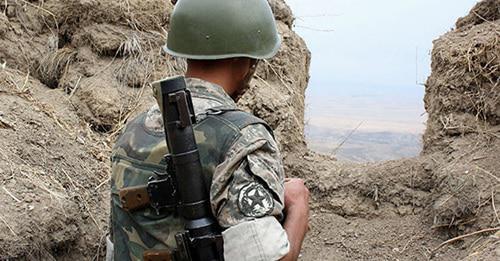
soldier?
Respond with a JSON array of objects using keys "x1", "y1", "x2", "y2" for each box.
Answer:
[{"x1": 108, "y1": 0, "x2": 309, "y2": 260}]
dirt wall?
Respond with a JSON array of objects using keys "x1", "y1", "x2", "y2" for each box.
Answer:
[
  {"x1": 424, "y1": 0, "x2": 499, "y2": 153},
  {"x1": 296, "y1": 1, "x2": 500, "y2": 259}
]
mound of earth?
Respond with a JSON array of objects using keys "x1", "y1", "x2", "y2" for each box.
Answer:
[
  {"x1": 0, "y1": 0, "x2": 498, "y2": 260},
  {"x1": 296, "y1": 1, "x2": 500, "y2": 259}
]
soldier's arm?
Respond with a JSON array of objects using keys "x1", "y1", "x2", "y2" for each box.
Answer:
[
  {"x1": 281, "y1": 178, "x2": 310, "y2": 261},
  {"x1": 210, "y1": 124, "x2": 291, "y2": 260}
]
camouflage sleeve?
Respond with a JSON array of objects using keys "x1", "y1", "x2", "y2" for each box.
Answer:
[
  {"x1": 210, "y1": 124, "x2": 285, "y2": 228},
  {"x1": 222, "y1": 216, "x2": 289, "y2": 260}
]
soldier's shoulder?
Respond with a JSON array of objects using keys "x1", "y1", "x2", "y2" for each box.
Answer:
[
  {"x1": 118, "y1": 105, "x2": 163, "y2": 134},
  {"x1": 214, "y1": 110, "x2": 271, "y2": 132},
  {"x1": 239, "y1": 123, "x2": 276, "y2": 145},
  {"x1": 112, "y1": 106, "x2": 167, "y2": 164},
  {"x1": 143, "y1": 105, "x2": 164, "y2": 134},
  {"x1": 224, "y1": 116, "x2": 277, "y2": 155}
]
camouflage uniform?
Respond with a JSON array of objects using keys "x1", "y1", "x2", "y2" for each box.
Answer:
[{"x1": 110, "y1": 77, "x2": 289, "y2": 260}]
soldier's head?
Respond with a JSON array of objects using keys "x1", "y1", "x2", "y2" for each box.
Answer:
[{"x1": 164, "y1": 0, "x2": 280, "y2": 100}]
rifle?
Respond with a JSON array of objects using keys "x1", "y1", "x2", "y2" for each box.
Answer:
[{"x1": 155, "y1": 76, "x2": 224, "y2": 261}]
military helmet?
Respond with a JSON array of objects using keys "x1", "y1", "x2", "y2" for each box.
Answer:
[{"x1": 164, "y1": 0, "x2": 281, "y2": 60}]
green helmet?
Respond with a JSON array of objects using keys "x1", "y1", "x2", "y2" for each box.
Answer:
[{"x1": 164, "y1": 0, "x2": 281, "y2": 60}]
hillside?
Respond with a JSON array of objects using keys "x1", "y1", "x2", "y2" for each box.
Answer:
[{"x1": 306, "y1": 125, "x2": 422, "y2": 162}]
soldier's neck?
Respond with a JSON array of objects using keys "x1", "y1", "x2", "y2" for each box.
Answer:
[{"x1": 185, "y1": 70, "x2": 240, "y2": 100}]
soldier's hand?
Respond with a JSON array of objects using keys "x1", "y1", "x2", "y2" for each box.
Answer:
[
  {"x1": 280, "y1": 179, "x2": 310, "y2": 261},
  {"x1": 284, "y1": 178, "x2": 310, "y2": 210}
]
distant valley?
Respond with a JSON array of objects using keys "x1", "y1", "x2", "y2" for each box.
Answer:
[{"x1": 306, "y1": 124, "x2": 422, "y2": 162}]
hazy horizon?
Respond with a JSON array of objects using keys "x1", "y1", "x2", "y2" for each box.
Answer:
[{"x1": 286, "y1": 0, "x2": 479, "y2": 161}]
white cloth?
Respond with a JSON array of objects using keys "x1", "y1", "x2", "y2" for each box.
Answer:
[
  {"x1": 222, "y1": 216, "x2": 290, "y2": 261},
  {"x1": 106, "y1": 236, "x2": 114, "y2": 261}
]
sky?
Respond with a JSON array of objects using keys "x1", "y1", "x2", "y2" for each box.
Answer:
[{"x1": 286, "y1": 0, "x2": 479, "y2": 134}]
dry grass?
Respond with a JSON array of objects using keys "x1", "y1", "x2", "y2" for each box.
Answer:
[
  {"x1": 1, "y1": 68, "x2": 30, "y2": 93},
  {"x1": 118, "y1": 32, "x2": 143, "y2": 56},
  {"x1": 36, "y1": 48, "x2": 77, "y2": 88},
  {"x1": 466, "y1": 223, "x2": 500, "y2": 258},
  {"x1": 456, "y1": 0, "x2": 500, "y2": 29},
  {"x1": 108, "y1": 85, "x2": 147, "y2": 140},
  {"x1": 118, "y1": 0, "x2": 172, "y2": 31},
  {"x1": 1, "y1": 68, "x2": 73, "y2": 133},
  {"x1": 424, "y1": 11, "x2": 499, "y2": 152},
  {"x1": 431, "y1": 226, "x2": 500, "y2": 255},
  {"x1": 1, "y1": 68, "x2": 111, "y2": 257},
  {"x1": 0, "y1": 214, "x2": 17, "y2": 237}
]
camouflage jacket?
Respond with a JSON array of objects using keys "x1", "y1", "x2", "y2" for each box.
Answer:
[{"x1": 110, "y1": 78, "x2": 289, "y2": 260}]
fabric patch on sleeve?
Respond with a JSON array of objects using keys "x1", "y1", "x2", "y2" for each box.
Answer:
[{"x1": 237, "y1": 182, "x2": 274, "y2": 218}]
